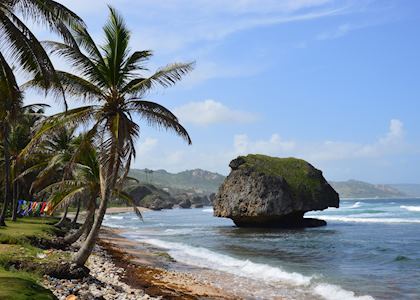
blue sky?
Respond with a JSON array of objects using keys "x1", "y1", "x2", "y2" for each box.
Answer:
[{"x1": 25, "y1": 0, "x2": 420, "y2": 183}]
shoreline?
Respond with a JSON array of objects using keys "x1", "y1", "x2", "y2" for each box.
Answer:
[{"x1": 98, "y1": 227, "x2": 236, "y2": 300}]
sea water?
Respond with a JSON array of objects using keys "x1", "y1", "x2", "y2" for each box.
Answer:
[{"x1": 103, "y1": 199, "x2": 420, "y2": 300}]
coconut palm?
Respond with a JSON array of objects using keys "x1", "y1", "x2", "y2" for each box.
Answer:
[
  {"x1": 40, "y1": 136, "x2": 99, "y2": 244},
  {"x1": 17, "y1": 124, "x2": 80, "y2": 229},
  {"x1": 25, "y1": 6, "x2": 193, "y2": 266},
  {"x1": 0, "y1": 65, "x2": 23, "y2": 226},
  {"x1": 41, "y1": 136, "x2": 141, "y2": 245},
  {"x1": 9, "y1": 104, "x2": 49, "y2": 221},
  {"x1": 0, "y1": 0, "x2": 83, "y2": 226}
]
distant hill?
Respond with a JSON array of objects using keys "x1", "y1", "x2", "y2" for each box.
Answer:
[
  {"x1": 387, "y1": 184, "x2": 420, "y2": 198},
  {"x1": 129, "y1": 168, "x2": 225, "y2": 193},
  {"x1": 129, "y1": 168, "x2": 418, "y2": 199},
  {"x1": 330, "y1": 180, "x2": 407, "y2": 199}
]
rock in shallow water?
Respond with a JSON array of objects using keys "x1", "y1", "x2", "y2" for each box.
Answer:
[{"x1": 213, "y1": 154, "x2": 339, "y2": 228}]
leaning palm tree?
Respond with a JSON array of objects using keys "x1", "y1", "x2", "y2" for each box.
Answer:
[
  {"x1": 41, "y1": 136, "x2": 141, "y2": 245},
  {"x1": 19, "y1": 125, "x2": 78, "y2": 227},
  {"x1": 0, "y1": 0, "x2": 84, "y2": 226},
  {"x1": 25, "y1": 6, "x2": 193, "y2": 266}
]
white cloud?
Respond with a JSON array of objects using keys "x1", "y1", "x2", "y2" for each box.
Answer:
[
  {"x1": 381, "y1": 119, "x2": 404, "y2": 143},
  {"x1": 60, "y1": 0, "x2": 350, "y2": 53},
  {"x1": 128, "y1": 119, "x2": 416, "y2": 182},
  {"x1": 173, "y1": 100, "x2": 258, "y2": 125}
]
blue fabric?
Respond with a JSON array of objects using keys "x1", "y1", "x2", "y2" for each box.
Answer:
[{"x1": 17, "y1": 200, "x2": 24, "y2": 216}]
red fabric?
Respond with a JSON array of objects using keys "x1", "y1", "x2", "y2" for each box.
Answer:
[{"x1": 40, "y1": 202, "x2": 47, "y2": 214}]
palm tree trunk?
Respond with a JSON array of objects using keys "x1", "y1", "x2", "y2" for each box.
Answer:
[
  {"x1": 71, "y1": 199, "x2": 81, "y2": 227},
  {"x1": 55, "y1": 204, "x2": 69, "y2": 227},
  {"x1": 74, "y1": 147, "x2": 119, "y2": 266},
  {"x1": 0, "y1": 125, "x2": 11, "y2": 226},
  {"x1": 64, "y1": 199, "x2": 95, "y2": 245},
  {"x1": 11, "y1": 180, "x2": 18, "y2": 222},
  {"x1": 82, "y1": 209, "x2": 95, "y2": 240}
]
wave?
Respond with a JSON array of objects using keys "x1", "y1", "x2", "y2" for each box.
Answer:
[
  {"x1": 202, "y1": 208, "x2": 213, "y2": 213},
  {"x1": 139, "y1": 238, "x2": 373, "y2": 300},
  {"x1": 315, "y1": 216, "x2": 420, "y2": 224},
  {"x1": 162, "y1": 228, "x2": 195, "y2": 235},
  {"x1": 314, "y1": 284, "x2": 374, "y2": 300},
  {"x1": 350, "y1": 202, "x2": 362, "y2": 208},
  {"x1": 106, "y1": 215, "x2": 124, "y2": 220},
  {"x1": 400, "y1": 205, "x2": 420, "y2": 212}
]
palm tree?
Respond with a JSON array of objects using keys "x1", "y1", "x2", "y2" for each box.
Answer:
[
  {"x1": 41, "y1": 136, "x2": 141, "y2": 245},
  {"x1": 0, "y1": 0, "x2": 84, "y2": 226},
  {"x1": 20, "y1": 125, "x2": 78, "y2": 227},
  {"x1": 9, "y1": 105, "x2": 49, "y2": 221},
  {"x1": 26, "y1": 6, "x2": 193, "y2": 266},
  {"x1": 0, "y1": 64, "x2": 23, "y2": 226}
]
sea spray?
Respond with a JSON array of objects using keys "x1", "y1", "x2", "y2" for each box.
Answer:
[
  {"x1": 400, "y1": 205, "x2": 420, "y2": 212},
  {"x1": 313, "y1": 216, "x2": 420, "y2": 223},
  {"x1": 140, "y1": 238, "x2": 374, "y2": 300}
]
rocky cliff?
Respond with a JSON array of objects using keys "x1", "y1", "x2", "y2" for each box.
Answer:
[
  {"x1": 213, "y1": 154, "x2": 339, "y2": 228},
  {"x1": 127, "y1": 183, "x2": 213, "y2": 210}
]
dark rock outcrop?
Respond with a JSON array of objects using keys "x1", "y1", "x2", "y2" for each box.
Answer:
[
  {"x1": 209, "y1": 193, "x2": 216, "y2": 204},
  {"x1": 178, "y1": 198, "x2": 192, "y2": 209},
  {"x1": 214, "y1": 154, "x2": 339, "y2": 228},
  {"x1": 128, "y1": 184, "x2": 176, "y2": 210}
]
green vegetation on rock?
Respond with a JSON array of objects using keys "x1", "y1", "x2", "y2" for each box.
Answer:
[{"x1": 237, "y1": 154, "x2": 325, "y2": 199}]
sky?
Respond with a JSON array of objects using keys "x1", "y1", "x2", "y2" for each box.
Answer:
[{"x1": 22, "y1": 0, "x2": 420, "y2": 183}]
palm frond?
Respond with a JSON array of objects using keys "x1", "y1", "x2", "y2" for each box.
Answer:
[
  {"x1": 114, "y1": 190, "x2": 143, "y2": 221},
  {"x1": 0, "y1": 10, "x2": 56, "y2": 87},
  {"x1": 19, "y1": 106, "x2": 96, "y2": 158},
  {"x1": 129, "y1": 101, "x2": 191, "y2": 145},
  {"x1": 101, "y1": 6, "x2": 131, "y2": 88},
  {"x1": 41, "y1": 41, "x2": 106, "y2": 87},
  {"x1": 123, "y1": 62, "x2": 195, "y2": 96},
  {"x1": 11, "y1": 0, "x2": 84, "y2": 46}
]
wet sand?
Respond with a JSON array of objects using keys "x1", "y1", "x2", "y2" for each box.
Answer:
[{"x1": 98, "y1": 227, "x2": 236, "y2": 299}]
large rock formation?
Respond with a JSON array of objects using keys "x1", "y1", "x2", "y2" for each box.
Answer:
[{"x1": 213, "y1": 155, "x2": 339, "y2": 228}]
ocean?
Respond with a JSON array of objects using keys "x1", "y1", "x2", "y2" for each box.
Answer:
[{"x1": 103, "y1": 199, "x2": 420, "y2": 300}]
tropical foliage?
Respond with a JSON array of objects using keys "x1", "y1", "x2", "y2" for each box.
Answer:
[
  {"x1": 0, "y1": 0, "x2": 84, "y2": 225},
  {"x1": 0, "y1": 3, "x2": 193, "y2": 270}
]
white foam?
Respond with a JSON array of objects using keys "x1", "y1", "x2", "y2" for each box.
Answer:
[
  {"x1": 140, "y1": 238, "x2": 312, "y2": 286},
  {"x1": 400, "y1": 205, "x2": 420, "y2": 212},
  {"x1": 315, "y1": 216, "x2": 420, "y2": 224},
  {"x1": 202, "y1": 208, "x2": 213, "y2": 213},
  {"x1": 314, "y1": 284, "x2": 374, "y2": 300},
  {"x1": 350, "y1": 202, "x2": 362, "y2": 208},
  {"x1": 108, "y1": 215, "x2": 124, "y2": 220},
  {"x1": 162, "y1": 228, "x2": 195, "y2": 235},
  {"x1": 139, "y1": 238, "x2": 374, "y2": 300}
]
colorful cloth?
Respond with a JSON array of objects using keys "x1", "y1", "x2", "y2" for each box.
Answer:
[{"x1": 40, "y1": 202, "x2": 47, "y2": 214}]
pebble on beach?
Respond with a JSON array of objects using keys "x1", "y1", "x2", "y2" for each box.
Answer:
[{"x1": 43, "y1": 246, "x2": 158, "y2": 300}]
